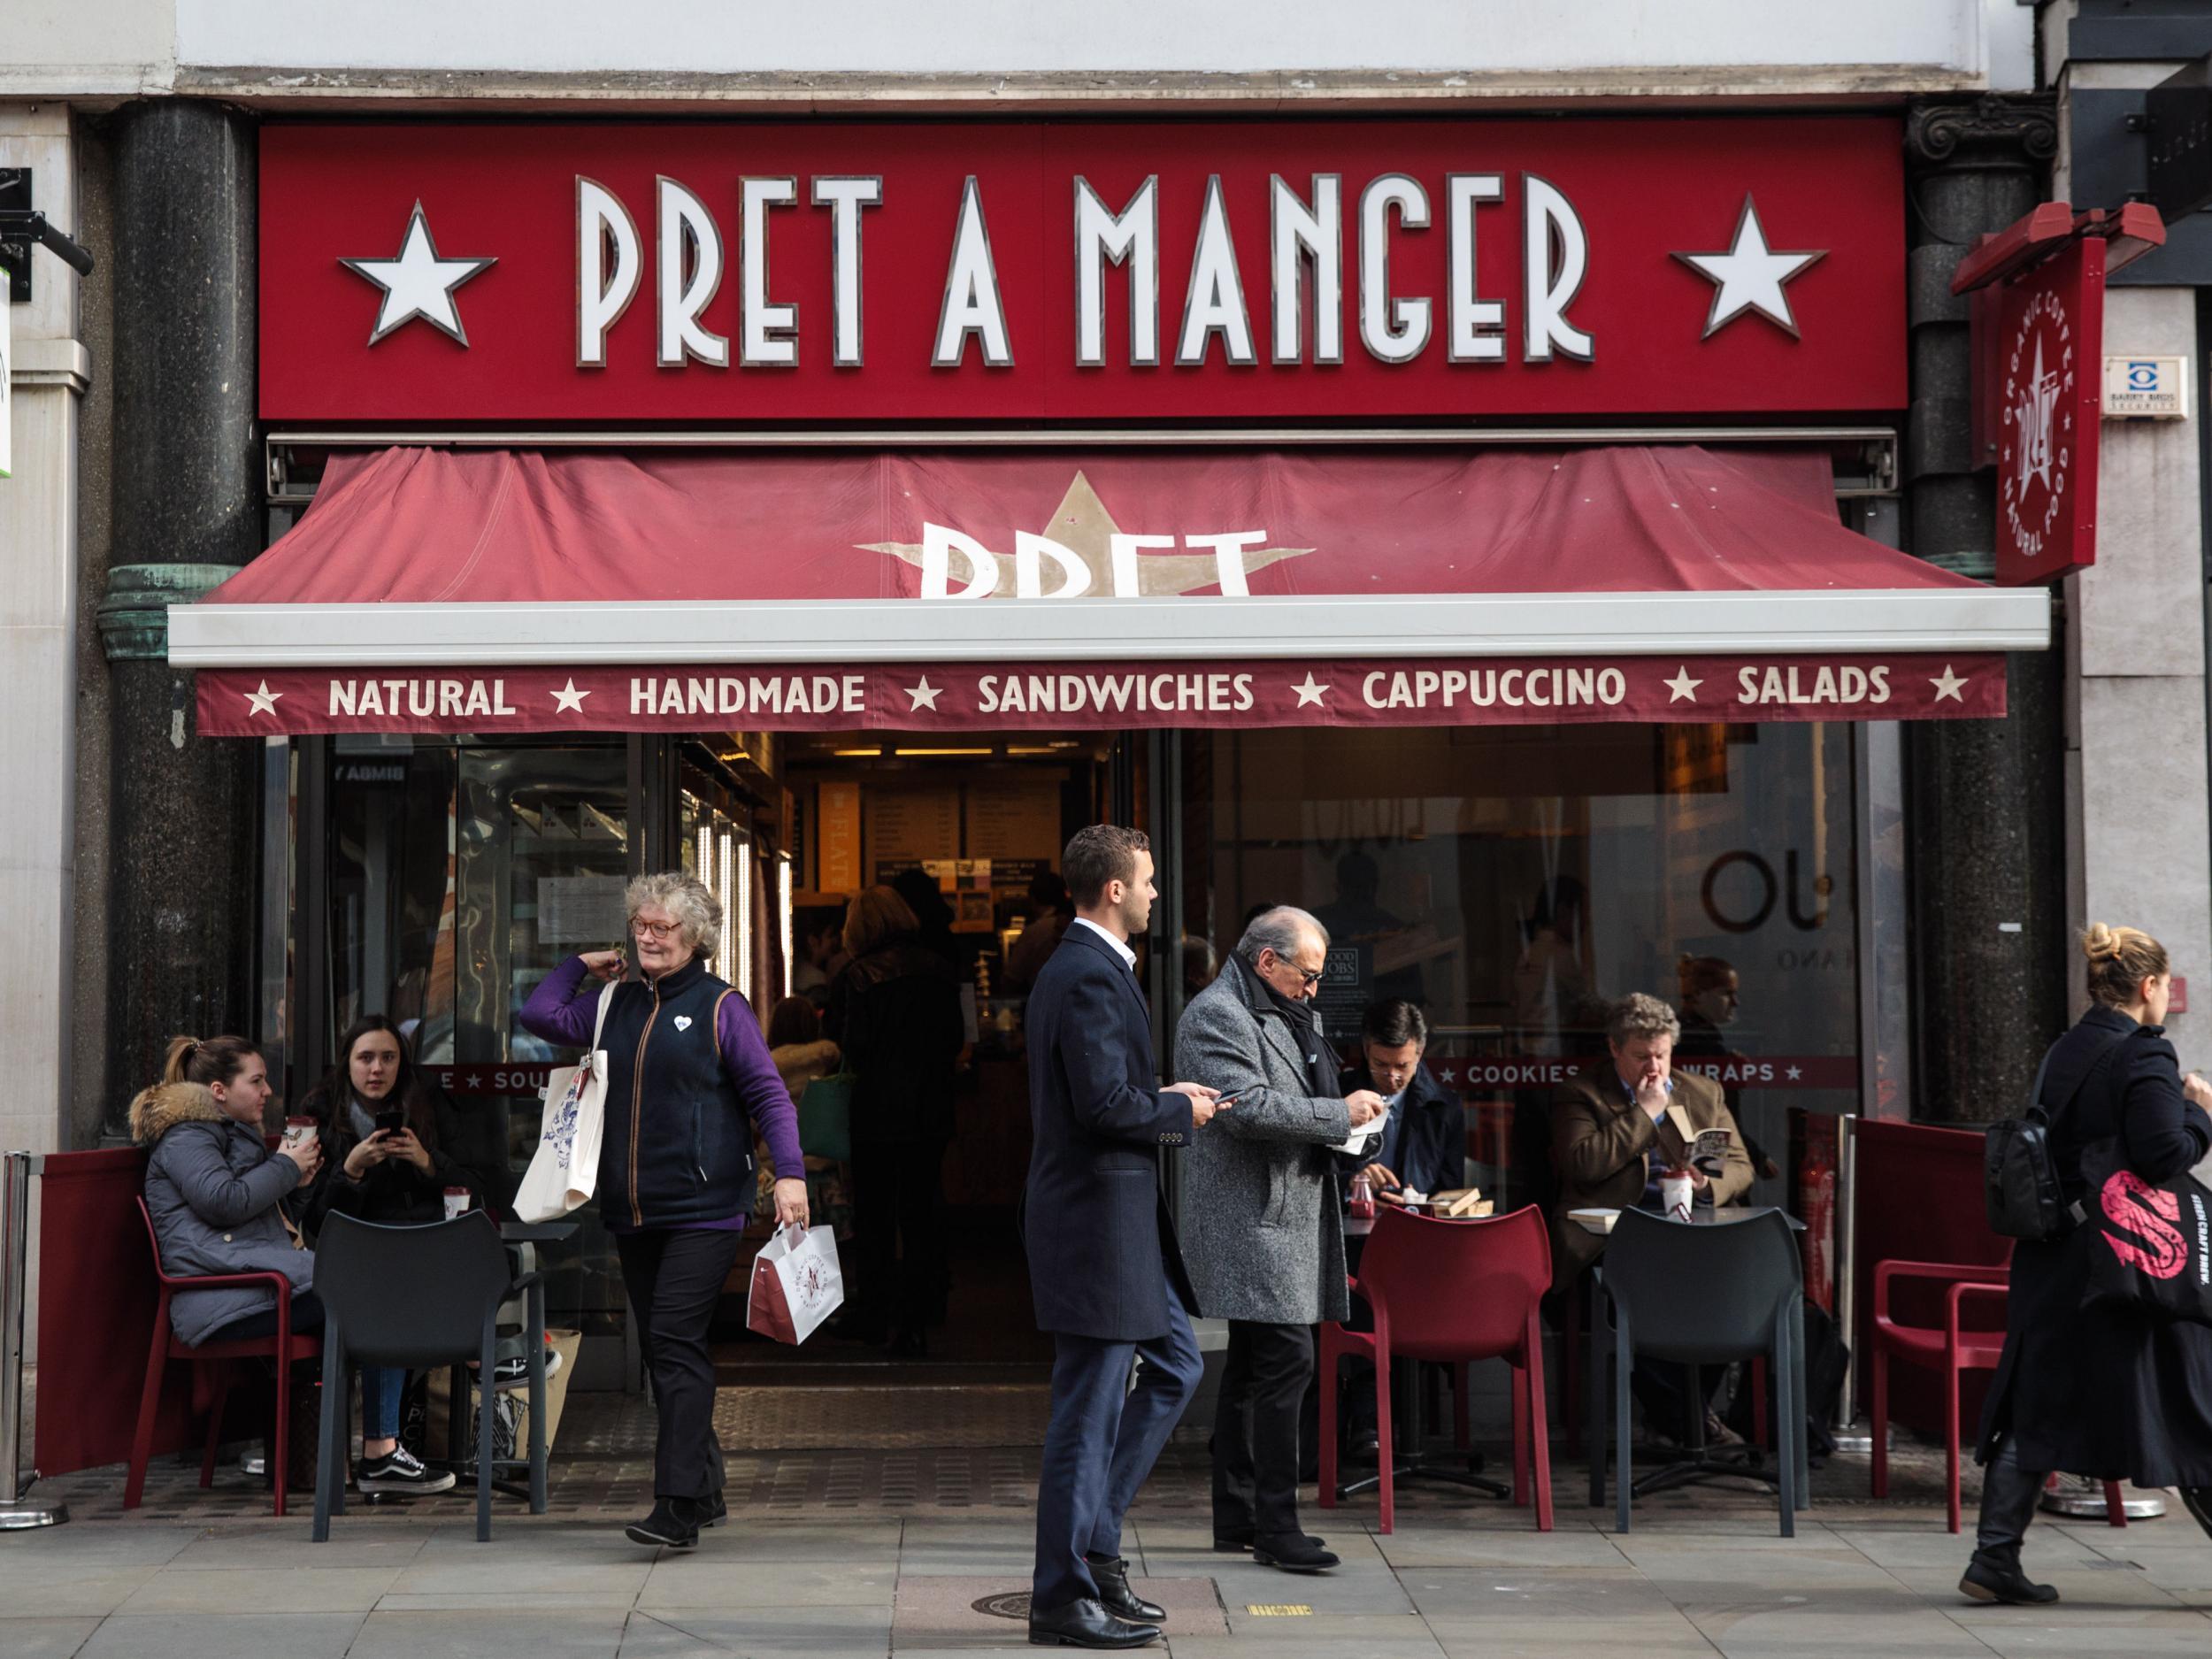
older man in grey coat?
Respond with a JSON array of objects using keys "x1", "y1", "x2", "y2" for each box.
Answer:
[{"x1": 1176, "y1": 906, "x2": 1385, "y2": 1572}]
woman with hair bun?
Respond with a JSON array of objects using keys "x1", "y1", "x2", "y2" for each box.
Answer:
[
  {"x1": 132, "y1": 1035, "x2": 324, "y2": 1348},
  {"x1": 1963, "y1": 925, "x2": 2212, "y2": 1604}
]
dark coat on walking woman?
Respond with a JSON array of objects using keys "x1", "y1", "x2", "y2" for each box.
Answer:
[{"x1": 1978, "y1": 1003, "x2": 2212, "y2": 1486}]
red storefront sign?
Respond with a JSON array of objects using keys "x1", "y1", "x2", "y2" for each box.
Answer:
[
  {"x1": 196, "y1": 654, "x2": 2004, "y2": 737},
  {"x1": 257, "y1": 117, "x2": 1906, "y2": 423},
  {"x1": 1993, "y1": 237, "x2": 2104, "y2": 585}
]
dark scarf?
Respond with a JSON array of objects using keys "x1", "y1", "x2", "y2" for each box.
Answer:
[{"x1": 1231, "y1": 951, "x2": 1341, "y2": 1098}]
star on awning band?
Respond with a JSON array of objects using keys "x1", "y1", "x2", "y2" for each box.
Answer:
[
  {"x1": 1672, "y1": 195, "x2": 1826, "y2": 341},
  {"x1": 340, "y1": 201, "x2": 497, "y2": 348}
]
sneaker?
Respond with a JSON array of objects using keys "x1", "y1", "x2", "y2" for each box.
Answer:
[
  {"x1": 626, "y1": 1497, "x2": 702, "y2": 1550},
  {"x1": 357, "y1": 1445, "x2": 457, "y2": 1495},
  {"x1": 1703, "y1": 1411, "x2": 1746, "y2": 1449}
]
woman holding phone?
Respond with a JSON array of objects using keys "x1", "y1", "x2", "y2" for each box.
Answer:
[{"x1": 296, "y1": 1014, "x2": 487, "y2": 1495}]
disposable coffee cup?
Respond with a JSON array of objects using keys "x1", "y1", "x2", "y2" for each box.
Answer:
[
  {"x1": 1660, "y1": 1171, "x2": 1694, "y2": 1223},
  {"x1": 281, "y1": 1117, "x2": 318, "y2": 1152},
  {"x1": 442, "y1": 1186, "x2": 471, "y2": 1221}
]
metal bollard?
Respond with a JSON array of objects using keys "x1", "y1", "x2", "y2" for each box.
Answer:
[{"x1": 2, "y1": 1150, "x2": 69, "y2": 1529}]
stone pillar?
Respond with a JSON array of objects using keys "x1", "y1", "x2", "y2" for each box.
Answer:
[
  {"x1": 1901, "y1": 96, "x2": 2067, "y2": 1122},
  {"x1": 97, "y1": 101, "x2": 259, "y2": 1129}
]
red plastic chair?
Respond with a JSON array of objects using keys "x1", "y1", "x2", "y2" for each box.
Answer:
[
  {"x1": 126, "y1": 1195, "x2": 320, "y2": 1516},
  {"x1": 1870, "y1": 1254, "x2": 2125, "y2": 1534},
  {"x1": 1319, "y1": 1204, "x2": 1554, "y2": 1534}
]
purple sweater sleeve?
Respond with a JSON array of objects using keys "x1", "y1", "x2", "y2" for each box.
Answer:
[
  {"x1": 719, "y1": 993, "x2": 805, "y2": 1179},
  {"x1": 518, "y1": 956, "x2": 601, "y2": 1048}
]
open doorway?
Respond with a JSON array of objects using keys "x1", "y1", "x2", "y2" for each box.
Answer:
[{"x1": 710, "y1": 727, "x2": 1135, "y2": 1389}]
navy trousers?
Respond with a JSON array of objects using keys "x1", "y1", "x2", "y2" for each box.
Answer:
[{"x1": 1033, "y1": 1276, "x2": 1202, "y2": 1611}]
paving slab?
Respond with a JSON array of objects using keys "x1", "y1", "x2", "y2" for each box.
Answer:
[
  {"x1": 76, "y1": 1612, "x2": 368, "y2": 1659},
  {"x1": 346, "y1": 1608, "x2": 633, "y2": 1659},
  {"x1": 1425, "y1": 1616, "x2": 1720, "y2": 1659},
  {"x1": 891, "y1": 1573, "x2": 1227, "y2": 1645},
  {"x1": 112, "y1": 1563, "x2": 401, "y2": 1614},
  {"x1": 0, "y1": 1616, "x2": 101, "y2": 1659},
  {"x1": 617, "y1": 1607, "x2": 894, "y2": 1657},
  {"x1": 635, "y1": 1561, "x2": 896, "y2": 1609},
  {"x1": 1399, "y1": 1564, "x2": 1681, "y2": 1621}
]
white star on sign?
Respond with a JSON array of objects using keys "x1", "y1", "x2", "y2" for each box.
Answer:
[
  {"x1": 550, "y1": 679, "x2": 590, "y2": 713},
  {"x1": 1664, "y1": 666, "x2": 1703, "y2": 703},
  {"x1": 1786, "y1": 1065, "x2": 1803, "y2": 1081},
  {"x1": 244, "y1": 681, "x2": 282, "y2": 718},
  {"x1": 1673, "y1": 195, "x2": 1826, "y2": 340},
  {"x1": 1291, "y1": 672, "x2": 1332, "y2": 708},
  {"x1": 1930, "y1": 664, "x2": 1968, "y2": 703},
  {"x1": 905, "y1": 676, "x2": 942, "y2": 712},
  {"x1": 340, "y1": 201, "x2": 497, "y2": 348}
]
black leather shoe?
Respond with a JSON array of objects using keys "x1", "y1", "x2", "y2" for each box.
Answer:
[
  {"x1": 1958, "y1": 1550, "x2": 2058, "y2": 1606},
  {"x1": 1214, "y1": 1528, "x2": 1324, "y2": 1552},
  {"x1": 625, "y1": 1498, "x2": 700, "y2": 1550},
  {"x1": 701, "y1": 1489, "x2": 727, "y2": 1527},
  {"x1": 1252, "y1": 1533, "x2": 1339, "y2": 1572},
  {"x1": 1084, "y1": 1554, "x2": 1165, "y2": 1623},
  {"x1": 1027, "y1": 1597, "x2": 1161, "y2": 1647}
]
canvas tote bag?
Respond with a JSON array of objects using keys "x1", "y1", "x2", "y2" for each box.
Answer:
[{"x1": 514, "y1": 980, "x2": 616, "y2": 1223}]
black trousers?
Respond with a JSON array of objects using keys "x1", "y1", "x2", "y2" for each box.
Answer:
[
  {"x1": 1212, "y1": 1319, "x2": 1315, "y2": 1540},
  {"x1": 615, "y1": 1228, "x2": 742, "y2": 1502},
  {"x1": 849, "y1": 1140, "x2": 946, "y2": 1339}
]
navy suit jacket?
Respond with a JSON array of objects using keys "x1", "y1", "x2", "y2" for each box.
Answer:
[{"x1": 1022, "y1": 922, "x2": 1195, "y2": 1341}]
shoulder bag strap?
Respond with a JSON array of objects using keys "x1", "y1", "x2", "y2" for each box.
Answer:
[{"x1": 588, "y1": 978, "x2": 617, "y2": 1051}]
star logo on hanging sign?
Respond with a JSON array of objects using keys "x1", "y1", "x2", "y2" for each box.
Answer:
[
  {"x1": 339, "y1": 201, "x2": 497, "y2": 348},
  {"x1": 1930, "y1": 664, "x2": 1968, "y2": 703},
  {"x1": 1663, "y1": 666, "x2": 1703, "y2": 703},
  {"x1": 1291, "y1": 672, "x2": 1332, "y2": 707},
  {"x1": 904, "y1": 676, "x2": 943, "y2": 711},
  {"x1": 243, "y1": 681, "x2": 283, "y2": 718},
  {"x1": 549, "y1": 679, "x2": 591, "y2": 713},
  {"x1": 1672, "y1": 195, "x2": 1826, "y2": 341},
  {"x1": 863, "y1": 472, "x2": 1312, "y2": 598}
]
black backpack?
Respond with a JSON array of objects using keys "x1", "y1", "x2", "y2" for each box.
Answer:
[{"x1": 1984, "y1": 1028, "x2": 2132, "y2": 1241}]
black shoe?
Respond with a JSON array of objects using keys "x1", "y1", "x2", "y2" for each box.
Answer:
[
  {"x1": 2179, "y1": 1486, "x2": 2212, "y2": 1543},
  {"x1": 1958, "y1": 1550, "x2": 2058, "y2": 1606},
  {"x1": 355, "y1": 1445, "x2": 457, "y2": 1495},
  {"x1": 1084, "y1": 1553, "x2": 1165, "y2": 1624},
  {"x1": 626, "y1": 1498, "x2": 702, "y2": 1550},
  {"x1": 1027, "y1": 1597, "x2": 1161, "y2": 1648},
  {"x1": 1251, "y1": 1533, "x2": 1339, "y2": 1572},
  {"x1": 701, "y1": 1489, "x2": 726, "y2": 1527},
  {"x1": 1213, "y1": 1527, "x2": 1324, "y2": 1552}
]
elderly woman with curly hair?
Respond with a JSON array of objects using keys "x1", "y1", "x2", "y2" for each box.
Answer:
[{"x1": 520, "y1": 871, "x2": 806, "y2": 1552}]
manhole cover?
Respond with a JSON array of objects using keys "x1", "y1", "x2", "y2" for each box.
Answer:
[{"x1": 973, "y1": 1592, "x2": 1033, "y2": 1620}]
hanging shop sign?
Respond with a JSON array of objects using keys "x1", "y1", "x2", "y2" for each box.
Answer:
[
  {"x1": 1957, "y1": 203, "x2": 2166, "y2": 586},
  {"x1": 258, "y1": 117, "x2": 1905, "y2": 422},
  {"x1": 195, "y1": 653, "x2": 2006, "y2": 738}
]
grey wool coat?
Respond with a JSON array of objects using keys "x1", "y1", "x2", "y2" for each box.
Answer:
[
  {"x1": 1173, "y1": 962, "x2": 1355, "y2": 1325},
  {"x1": 132, "y1": 1083, "x2": 315, "y2": 1348}
]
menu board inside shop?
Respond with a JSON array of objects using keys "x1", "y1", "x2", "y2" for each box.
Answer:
[
  {"x1": 965, "y1": 779, "x2": 1062, "y2": 888},
  {"x1": 864, "y1": 785, "x2": 961, "y2": 881}
]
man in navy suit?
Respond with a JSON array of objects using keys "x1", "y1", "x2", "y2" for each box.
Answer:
[{"x1": 1025, "y1": 825, "x2": 1225, "y2": 1650}]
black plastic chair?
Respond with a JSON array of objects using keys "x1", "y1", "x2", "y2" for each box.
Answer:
[
  {"x1": 310, "y1": 1211, "x2": 548, "y2": 1541},
  {"x1": 1586, "y1": 1207, "x2": 1808, "y2": 1535}
]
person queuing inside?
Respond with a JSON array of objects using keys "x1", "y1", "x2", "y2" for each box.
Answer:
[
  {"x1": 1673, "y1": 955, "x2": 1782, "y2": 1183},
  {"x1": 762, "y1": 995, "x2": 851, "y2": 1240},
  {"x1": 520, "y1": 872, "x2": 807, "y2": 1552},
  {"x1": 131, "y1": 1035, "x2": 323, "y2": 1483},
  {"x1": 1963, "y1": 925, "x2": 2212, "y2": 1605},
  {"x1": 292, "y1": 1015, "x2": 492, "y2": 1494},
  {"x1": 1550, "y1": 992, "x2": 1755, "y2": 1448},
  {"x1": 826, "y1": 884, "x2": 964, "y2": 1356},
  {"x1": 1177, "y1": 905, "x2": 1386, "y2": 1574}
]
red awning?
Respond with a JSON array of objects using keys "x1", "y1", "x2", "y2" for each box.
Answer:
[{"x1": 178, "y1": 444, "x2": 2044, "y2": 735}]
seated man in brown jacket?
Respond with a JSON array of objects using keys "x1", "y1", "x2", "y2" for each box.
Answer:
[{"x1": 1551, "y1": 991, "x2": 1756, "y2": 1443}]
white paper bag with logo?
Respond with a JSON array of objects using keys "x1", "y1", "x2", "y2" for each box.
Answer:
[
  {"x1": 747, "y1": 1224, "x2": 846, "y2": 1346},
  {"x1": 514, "y1": 980, "x2": 616, "y2": 1223}
]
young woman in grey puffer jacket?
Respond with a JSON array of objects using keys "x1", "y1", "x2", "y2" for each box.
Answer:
[{"x1": 131, "y1": 1035, "x2": 323, "y2": 1346}]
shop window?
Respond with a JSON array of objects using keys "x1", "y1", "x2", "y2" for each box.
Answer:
[{"x1": 1177, "y1": 722, "x2": 1859, "y2": 1217}]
